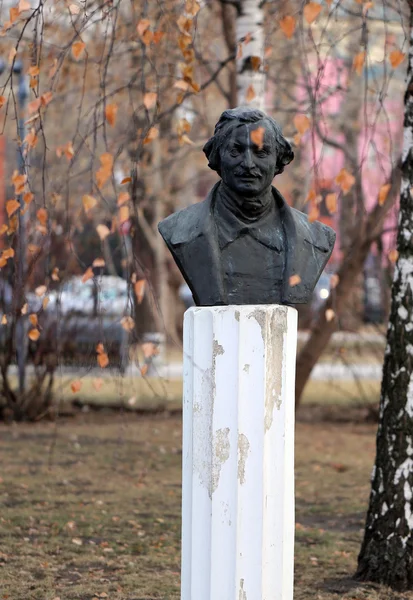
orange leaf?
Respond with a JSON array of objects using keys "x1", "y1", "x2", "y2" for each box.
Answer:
[
  {"x1": 121, "y1": 316, "x2": 135, "y2": 332},
  {"x1": 92, "y1": 258, "x2": 105, "y2": 268},
  {"x1": 245, "y1": 85, "x2": 256, "y2": 103},
  {"x1": 353, "y1": 51, "x2": 366, "y2": 76},
  {"x1": 325, "y1": 309, "x2": 335, "y2": 322},
  {"x1": 105, "y1": 103, "x2": 118, "y2": 126},
  {"x1": 25, "y1": 128, "x2": 38, "y2": 148},
  {"x1": 330, "y1": 274, "x2": 339, "y2": 289},
  {"x1": 8, "y1": 48, "x2": 16, "y2": 65},
  {"x1": 121, "y1": 177, "x2": 131, "y2": 184},
  {"x1": 97, "y1": 352, "x2": 109, "y2": 368},
  {"x1": 12, "y1": 171, "x2": 26, "y2": 194},
  {"x1": 18, "y1": 0, "x2": 31, "y2": 11},
  {"x1": 71, "y1": 380, "x2": 82, "y2": 393},
  {"x1": 24, "y1": 191, "x2": 33, "y2": 205},
  {"x1": 335, "y1": 168, "x2": 355, "y2": 194},
  {"x1": 325, "y1": 193, "x2": 337, "y2": 214},
  {"x1": 143, "y1": 92, "x2": 157, "y2": 110},
  {"x1": 28, "y1": 328, "x2": 40, "y2": 341},
  {"x1": 304, "y1": 2, "x2": 322, "y2": 24},
  {"x1": 119, "y1": 205, "x2": 130, "y2": 225},
  {"x1": 29, "y1": 313, "x2": 38, "y2": 326},
  {"x1": 42, "y1": 297, "x2": 49, "y2": 310},
  {"x1": 96, "y1": 224, "x2": 110, "y2": 240},
  {"x1": 289, "y1": 274, "x2": 301, "y2": 287},
  {"x1": 1, "y1": 315, "x2": 7, "y2": 324},
  {"x1": 378, "y1": 183, "x2": 391, "y2": 206},
  {"x1": 279, "y1": 15, "x2": 296, "y2": 39},
  {"x1": 388, "y1": 249, "x2": 399, "y2": 263},
  {"x1": 134, "y1": 279, "x2": 146, "y2": 304},
  {"x1": 72, "y1": 40, "x2": 85, "y2": 60},
  {"x1": 96, "y1": 153, "x2": 113, "y2": 189},
  {"x1": 81, "y1": 267, "x2": 94, "y2": 283},
  {"x1": 250, "y1": 126, "x2": 265, "y2": 150},
  {"x1": 36, "y1": 207, "x2": 47, "y2": 226},
  {"x1": 93, "y1": 378, "x2": 103, "y2": 391},
  {"x1": 28, "y1": 65, "x2": 40, "y2": 77},
  {"x1": 96, "y1": 342, "x2": 104, "y2": 354},
  {"x1": 6, "y1": 199, "x2": 19, "y2": 217},
  {"x1": 140, "y1": 364, "x2": 149, "y2": 376},
  {"x1": 0, "y1": 96, "x2": 6, "y2": 108},
  {"x1": 153, "y1": 31, "x2": 164, "y2": 44},
  {"x1": 2, "y1": 248, "x2": 14, "y2": 260},
  {"x1": 143, "y1": 127, "x2": 159, "y2": 145},
  {"x1": 294, "y1": 114, "x2": 310, "y2": 134},
  {"x1": 117, "y1": 191, "x2": 130, "y2": 206},
  {"x1": 28, "y1": 98, "x2": 41, "y2": 114},
  {"x1": 308, "y1": 204, "x2": 320, "y2": 222},
  {"x1": 389, "y1": 49, "x2": 405, "y2": 69},
  {"x1": 142, "y1": 342, "x2": 159, "y2": 358},
  {"x1": 35, "y1": 285, "x2": 47, "y2": 296},
  {"x1": 250, "y1": 56, "x2": 261, "y2": 71},
  {"x1": 137, "y1": 18, "x2": 151, "y2": 37},
  {"x1": 40, "y1": 91, "x2": 53, "y2": 106},
  {"x1": 82, "y1": 194, "x2": 97, "y2": 212}
]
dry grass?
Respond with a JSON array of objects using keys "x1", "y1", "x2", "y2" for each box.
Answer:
[{"x1": 1, "y1": 411, "x2": 413, "y2": 599}]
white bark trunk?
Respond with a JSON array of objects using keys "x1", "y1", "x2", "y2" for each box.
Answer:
[{"x1": 236, "y1": 0, "x2": 266, "y2": 110}]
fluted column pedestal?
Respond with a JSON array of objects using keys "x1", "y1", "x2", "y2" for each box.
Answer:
[{"x1": 181, "y1": 305, "x2": 297, "y2": 600}]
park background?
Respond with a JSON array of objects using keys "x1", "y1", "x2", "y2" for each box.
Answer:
[{"x1": 0, "y1": 0, "x2": 411, "y2": 598}]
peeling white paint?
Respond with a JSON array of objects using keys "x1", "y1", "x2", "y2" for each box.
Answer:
[{"x1": 398, "y1": 305, "x2": 409, "y2": 320}]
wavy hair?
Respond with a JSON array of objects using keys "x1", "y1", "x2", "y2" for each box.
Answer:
[{"x1": 203, "y1": 107, "x2": 294, "y2": 177}]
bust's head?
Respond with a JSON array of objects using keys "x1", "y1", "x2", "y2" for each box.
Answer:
[{"x1": 203, "y1": 107, "x2": 294, "y2": 198}]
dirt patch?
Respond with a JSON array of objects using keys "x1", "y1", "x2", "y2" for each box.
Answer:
[{"x1": 1, "y1": 413, "x2": 412, "y2": 599}]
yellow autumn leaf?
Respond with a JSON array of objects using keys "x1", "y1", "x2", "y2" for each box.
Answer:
[
  {"x1": 143, "y1": 92, "x2": 157, "y2": 110},
  {"x1": 92, "y1": 258, "x2": 105, "y2": 268},
  {"x1": 308, "y1": 204, "x2": 320, "y2": 222},
  {"x1": 96, "y1": 224, "x2": 110, "y2": 240},
  {"x1": 335, "y1": 168, "x2": 355, "y2": 194},
  {"x1": 82, "y1": 194, "x2": 97, "y2": 212},
  {"x1": 325, "y1": 309, "x2": 335, "y2": 322},
  {"x1": 1, "y1": 315, "x2": 7, "y2": 325},
  {"x1": 29, "y1": 313, "x2": 38, "y2": 326}
]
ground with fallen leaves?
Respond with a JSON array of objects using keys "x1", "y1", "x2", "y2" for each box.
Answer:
[{"x1": 1, "y1": 410, "x2": 412, "y2": 600}]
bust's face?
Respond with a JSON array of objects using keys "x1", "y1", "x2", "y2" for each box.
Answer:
[{"x1": 220, "y1": 121, "x2": 276, "y2": 198}]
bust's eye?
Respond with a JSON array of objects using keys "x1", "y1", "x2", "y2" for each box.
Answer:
[
  {"x1": 255, "y1": 149, "x2": 269, "y2": 157},
  {"x1": 230, "y1": 147, "x2": 240, "y2": 157}
]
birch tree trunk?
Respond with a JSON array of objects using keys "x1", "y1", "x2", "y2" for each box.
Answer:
[
  {"x1": 236, "y1": 0, "x2": 266, "y2": 110},
  {"x1": 356, "y1": 5, "x2": 413, "y2": 590}
]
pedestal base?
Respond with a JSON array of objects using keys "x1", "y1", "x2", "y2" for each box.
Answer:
[{"x1": 182, "y1": 304, "x2": 297, "y2": 600}]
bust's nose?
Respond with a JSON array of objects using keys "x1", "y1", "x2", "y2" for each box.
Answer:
[{"x1": 240, "y1": 149, "x2": 254, "y2": 170}]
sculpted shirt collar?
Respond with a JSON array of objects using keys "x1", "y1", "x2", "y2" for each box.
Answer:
[{"x1": 214, "y1": 184, "x2": 283, "y2": 252}]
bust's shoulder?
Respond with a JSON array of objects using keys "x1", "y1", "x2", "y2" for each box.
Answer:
[
  {"x1": 158, "y1": 184, "x2": 217, "y2": 245},
  {"x1": 288, "y1": 205, "x2": 336, "y2": 252}
]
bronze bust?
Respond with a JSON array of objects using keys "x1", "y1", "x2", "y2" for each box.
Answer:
[{"x1": 159, "y1": 107, "x2": 336, "y2": 306}]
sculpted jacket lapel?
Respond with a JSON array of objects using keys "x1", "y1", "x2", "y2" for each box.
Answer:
[{"x1": 169, "y1": 183, "x2": 227, "y2": 305}]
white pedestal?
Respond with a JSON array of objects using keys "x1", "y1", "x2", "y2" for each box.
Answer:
[{"x1": 182, "y1": 305, "x2": 297, "y2": 600}]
